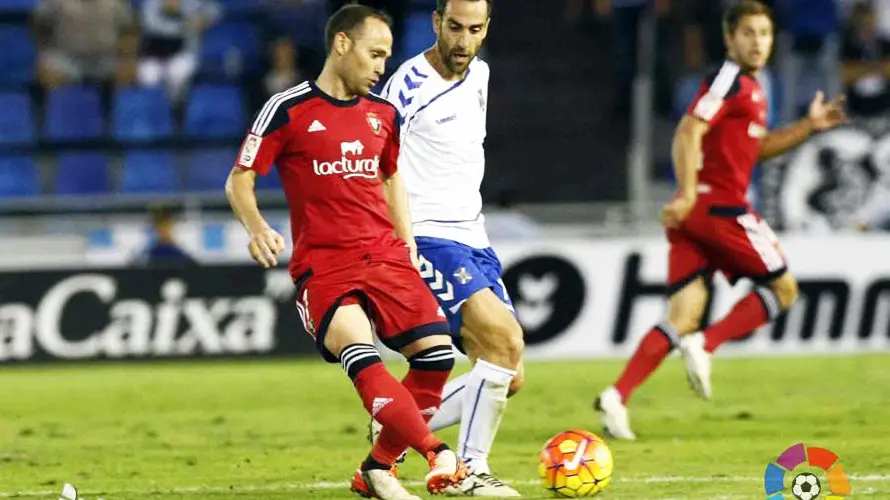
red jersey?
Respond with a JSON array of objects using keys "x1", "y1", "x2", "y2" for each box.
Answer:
[
  {"x1": 686, "y1": 60, "x2": 769, "y2": 206},
  {"x1": 235, "y1": 80, "x2": 403, "y2": 278}
]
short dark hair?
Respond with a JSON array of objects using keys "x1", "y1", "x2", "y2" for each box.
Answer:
[
  {"x1": 436, "y1": 0, "x2": 492, "y2": 16},
  {"x1": 723, "y1": 0, "x2": 773, "y2": 33},
  {"x1": 325, "y1": 3, "x2": 393, "y2": 54}
]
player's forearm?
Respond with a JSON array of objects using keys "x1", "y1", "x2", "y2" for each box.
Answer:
[
  {"x1": 225, "y1": 168, "x2": 269, "y2": 235},
  {"x1": 382, "y1": 173, "x2": 415, "y2": 247},
  {"x1": 671, "y1": 128, "x2": 703, "y2": 201},
  {"x1": 758, "y1": 118, "x2": 814, "y2": 161}
]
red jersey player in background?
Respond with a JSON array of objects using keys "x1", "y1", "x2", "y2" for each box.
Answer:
[
  {"x1": 596, "y1": 0, "x2": 848, "y2": 440},
  {"x1": 225, "y1": 5, "x2": 467, "y2": 499}
]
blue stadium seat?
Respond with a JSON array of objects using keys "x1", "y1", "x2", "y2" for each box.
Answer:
[
  {"x1": 184, "y1": 85, "x2": 245, "y2": 139},
  {"x1": 0, "y1": 0, "x2": 38, "y2": 13},
  {"x1": 0, "y1": 92, "x2": 35, "y2": 146},
  {"x1": 198, "y1": 22, "x2": 262, "y2": 78},
  {"x1": 120, "y1": 151, "x2": 179, "y2": 193},
  {"x1": 54, "y1": 152, "x2": 111, "y2": 195},
  {"x1": 0, "y1": 155, "x2": 40, "y2": 197},
  {"x1": 255, "y1": 166, "x2": 283, "y2": 191},
  {"x1": 185, "y1": 148, "x2": 236, "y2": 191},
  {"x1": 113, "y1": 87, "x2": 174, "y2": 143},
  {"x1": 44, "y1": 86, "x2": 104, "y2": 141},
  {"x1": 398, "y1": 12, "x2": 436, "y2": 62},
  {"x1": 0, "y1": 26, "x2": 36, "y2": 86}
]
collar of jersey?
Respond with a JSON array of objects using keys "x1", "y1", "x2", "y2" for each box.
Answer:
[{"x1": 310, "y1": 80, "x2": 361, "y2": 107}]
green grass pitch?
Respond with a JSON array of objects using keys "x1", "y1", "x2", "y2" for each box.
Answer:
[{"x1": 1, "y1": 354, "x2": 888, "y2": 499}]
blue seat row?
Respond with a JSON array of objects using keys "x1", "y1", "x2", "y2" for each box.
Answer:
[
  {"x1": 0, "y1": 21, "x2": 264, "y2": 86},
  {"x1": 0, "y1": 150, "x2": 283, "y2": 197},
  {"x1": 0, "y1": 85, "x2": 246, "y2": 145}
]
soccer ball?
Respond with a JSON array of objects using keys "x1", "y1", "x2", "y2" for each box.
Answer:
[
  {"x1": 791, "y1": 473, "x2": 821, "y2": 500},
  {"x1": 538, "y1": 430, "x2": 613, "y2": 497}
]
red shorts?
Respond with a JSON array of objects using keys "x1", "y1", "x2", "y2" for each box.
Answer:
[
  {"x1": 667, "y1": 204, "x2": 787, "y2": 295},
  {"x1": 293, "y1": 247, "x2": 450, "y2": 362}
]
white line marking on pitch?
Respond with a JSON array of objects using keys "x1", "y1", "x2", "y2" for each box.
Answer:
[{"x1": 1, "y1": 475, "x2": 887, "y2": 498}]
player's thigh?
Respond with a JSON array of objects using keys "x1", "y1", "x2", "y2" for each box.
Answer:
[
  {"x1": 666, "y1": 276, "x2": 709, "y2": 336},
  {"x1": 667, "y1": 227, "x2": 710, "y2": 296},
  {"x1": 295, "y1": 270, "x2": 368, "y2": 362},
  {"x1": 461, "y1": 287, "x2": 524, "y2": 366},
  {"x1": 323, "y1": 302, "x2": 376, "y2": 358},
  {"x1": 364, "y1": 259, "x2": 452, "y2": 355},
  {"x1": 415, "y1": 237, "x2": 494, "y2": 343},
  {"x1": 708, "y1": 212, "x2": 788, "y2": 284}
]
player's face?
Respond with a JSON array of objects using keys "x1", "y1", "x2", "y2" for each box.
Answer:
[
  {"x1": 342, "y1": 18, "x2": 393, "y2": 95},
  {"x1": 725, "y1": 14, "x2": 773, "y2": 70},
  {"x1": 433, "y1": 0, "x2": 490, "y2": 75}
]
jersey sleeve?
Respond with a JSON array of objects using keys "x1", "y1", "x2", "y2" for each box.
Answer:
[
  {"x1": 686, "y1": 61, "x2": 742, "y2": 126},
  {"x1": 380, "y1": 63, "x2": 427, "y2": 136},
  {"x1": 381, "y1": 109, "x2": 401, "y2": 178},
  {"x1": 235, "y1": 97, "x2": 293, "y2": 175}
]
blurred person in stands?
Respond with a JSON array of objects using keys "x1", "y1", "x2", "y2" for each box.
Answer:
[
  {"x1": 138, "y1": 0, "x2": 222, "y2": 104},
  {"x1": 565, "y1": 0, "x2": 672, "y2": 117},
  {"x1": 264, "y1": 37, "x2": 304, "y2": 97},
  {"x1": 33, "y1": 0, "x2": 138, "y2": 88},
  {"x1": 134, "y1": 205, "x2": 198, "y2": 267},
  {"x1": 841, "y1": 1, "x2": 890, "y2": 116},
  {"x1": 775, "y1": 0, "x2": 842, "y2": 121}
]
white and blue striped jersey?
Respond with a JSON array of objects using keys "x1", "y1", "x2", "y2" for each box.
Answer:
[{"x1": 381, "y1": 53, "x2": 491, "y2": 249}]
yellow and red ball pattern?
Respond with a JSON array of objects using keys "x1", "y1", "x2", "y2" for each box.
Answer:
[{"x1": 538, "y1": 430, "x2": 613, "y2": 498}]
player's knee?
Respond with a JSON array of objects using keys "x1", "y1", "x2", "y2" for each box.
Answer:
[
  {"x1": 495, "y1": 320, "x2": 525, "y2": 368},
  {"x1": 407, "y1": 344, "x2": 456, "y2": 374},
  {"x1": 770, "y1": 274, "x2": 799, "y2": 310},
  {"x1": 665, "y1": 314, "x2": 701, "y2": 336}
]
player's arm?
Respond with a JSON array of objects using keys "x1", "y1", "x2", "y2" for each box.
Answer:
[
  {"x1": 225, "y1": 105, "x2": 292, "y2": 268},
  {"x1": 758, "y1": 91, "x2": 848, "y2": 161},
  {"x1": 379, "y1": 107, "x2": 419, "y2": 268},
  {"x1": 671, "y1": 115, "x2": 709, "y2": 203},
  {"x1": 382, "y1": 171, "x2": 415, "y2": 249},
  {"x1": 664, "y1": 66, "x2": 738, "y2": 228}
]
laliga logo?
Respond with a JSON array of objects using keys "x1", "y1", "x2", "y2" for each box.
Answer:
[
  {"x1": 313, "y1": 140, "x2": 379, "y2": 179},
  {"x1": 764, "y1": 442, "x2": 851, "y2": 500}
]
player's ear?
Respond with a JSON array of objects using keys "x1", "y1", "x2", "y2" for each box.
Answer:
[
  {"x1": 432, "y1": 11, "x2": 441, "y2": 37},
  {"x1": 334, "y1": 31, "x2": 352, "y2": 56}
]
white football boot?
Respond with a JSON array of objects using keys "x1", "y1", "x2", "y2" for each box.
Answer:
[
  {"x1": 425, "y1": 448, "x2": 469, "y2": 494},
  {"x1": 351, "y1": 468, "x2": 422, "y2": 500},
  {"x1": 595, "y1": 386, "x2": 636, "y2": 440},
  {"x1": 443, "y1": 472, "x2": 522, "y2": 497},
  {"x1": 678, "y1": 332, "x2": 712, "y2": 400}
]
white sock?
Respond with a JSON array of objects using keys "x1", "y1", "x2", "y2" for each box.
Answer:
[
  {"x1": 457, "y1": 359, "x2": 516, "y2": 475},
  {"x1": 428, "y1": 373, "x2": 469, "y2": 431}
]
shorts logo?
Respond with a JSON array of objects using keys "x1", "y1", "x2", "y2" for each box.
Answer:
[
  {"x1": 418, "y1": 255, "x2": 455, "y2": 302},
  {"x1": 763, "y1": 442, "x2": 851, "y2": 499},
  {"x1": 239, "y1": 134, "x2": 262, "y2": 168},
  {"x1": 453, "y1": 267, "x2": 473, "y2": 285}
]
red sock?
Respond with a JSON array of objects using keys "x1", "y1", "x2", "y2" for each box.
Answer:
[
  {"x1": 343, "y1": 345, "x2": 443, "y2": 462},
  {"x1": 704, "y1": 288, "x2": 778, "y2": 353},
  {"x1": 371, "y1": 346, "x2": 454, "y2": 465},
  {"x1": 613, "y1": 323, "x2": 677, "y2": 404}
]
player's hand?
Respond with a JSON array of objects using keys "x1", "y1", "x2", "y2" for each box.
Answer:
[
  {"x1": 408, "y1": 243, "x2": 420, "y2": 271},
  {"x1": 662, "y1": 197, "x2": 695, "y2": 229},
  {"x1": 807, "y1": 91, "x2": 849, "y2": 131},
  {"x1": 248, "y1": 226, "x2": 286, "y2": 268}
]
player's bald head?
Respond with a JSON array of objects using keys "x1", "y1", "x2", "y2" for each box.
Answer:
[{"x1": 325, "y1": 4, "x2": 393, "y2": 54}]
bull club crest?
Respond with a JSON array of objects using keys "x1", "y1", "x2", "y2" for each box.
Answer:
[{"x1": 366, "y1": 112, "x2": 382, "y2": 134}]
